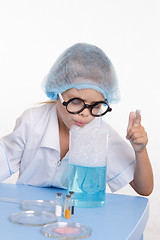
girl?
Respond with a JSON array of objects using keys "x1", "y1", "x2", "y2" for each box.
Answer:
[{"x1": 0, "y1": 43, "x2": 153, "y2": 196}]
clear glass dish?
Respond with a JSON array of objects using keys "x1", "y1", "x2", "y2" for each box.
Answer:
[
  {"x1": 41, "y1": 222, "x2": 92, "y2": 239},
  {"x1": 9, "y1": 211, "x2": 57, "y2": 226},
  {"x1": 20, "y1": 200, "x2": 55, "y2": 213}
]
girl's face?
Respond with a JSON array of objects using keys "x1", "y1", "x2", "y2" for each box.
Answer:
[{"x1": 56, "y1": 88, "x2": 104, "y2": 130}]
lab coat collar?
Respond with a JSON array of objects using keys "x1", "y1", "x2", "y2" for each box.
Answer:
[
  {"x1": 39, "y1": 104, "x2": 102, "y2": 151},
  {"x1": 40, "y1": 104, "x2": 60, "y2": 152}
]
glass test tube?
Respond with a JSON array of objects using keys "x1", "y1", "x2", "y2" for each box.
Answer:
[
  {"x1": 55, "y1": 192, "x2": 63, "y2": 217},
  {"x1": 69, "y1": 191, "x2": 75, "y2": 214},
  {"x1": 64, "y1": 195, "x2": 71, "y2": 219}
]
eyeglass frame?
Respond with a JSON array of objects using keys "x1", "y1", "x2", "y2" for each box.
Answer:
[{"x1": 58, "y1": 93, "x2": 112, "y2": 117}]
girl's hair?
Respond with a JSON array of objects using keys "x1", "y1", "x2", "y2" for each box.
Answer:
[
  {"x1": 42, "y1": 100, "x2": 55, "y2": 104},
  {"x1": 42, "y1": 43, "x2": 120, "y2": 104}
]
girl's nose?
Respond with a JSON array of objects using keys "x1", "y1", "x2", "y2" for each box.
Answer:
[{"x1": 79, "y1": 108, "x2": 90, "y2": 117}]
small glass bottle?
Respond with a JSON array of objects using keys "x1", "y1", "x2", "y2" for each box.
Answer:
[
  {"x1": 64, "y1": 195, "x2": 71, "y2": 219},
  {"x1": 55, "y1": 192, "x2": 63, "y2": 217},
  {"x1": 69, "y1": 191, "x2": 75, "y2": 215}
]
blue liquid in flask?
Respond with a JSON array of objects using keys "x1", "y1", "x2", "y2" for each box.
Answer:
[{"x1": 69, "y1": 164, "x2": 106, "y2": 207}]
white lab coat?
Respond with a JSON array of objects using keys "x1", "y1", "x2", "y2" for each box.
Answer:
[{"x1": 0, "y1": 103, "x2": 136, "y2": 192}]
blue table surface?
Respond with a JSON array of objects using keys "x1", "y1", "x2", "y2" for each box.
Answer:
[{"x1": 0, "y1": 183, "x2": 149, "y2": 240}]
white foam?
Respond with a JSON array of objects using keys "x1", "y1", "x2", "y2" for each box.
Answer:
[{"x1": 69, "y1": 126, "x2": 109, "y2": 167}]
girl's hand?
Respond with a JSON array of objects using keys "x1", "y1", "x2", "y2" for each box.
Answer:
[{"x1": 126, "y1": 110, "x2": 148, "y2": 152}]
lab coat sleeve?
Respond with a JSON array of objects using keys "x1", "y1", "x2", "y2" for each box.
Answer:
[
  {"x1": 106, "y1": 125, "x2": 136, "y2": 192},
  {"x1": 0, "y1": 109, "x2": 33, "y2": 181}
]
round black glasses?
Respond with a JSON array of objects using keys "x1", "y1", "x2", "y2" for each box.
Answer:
[{"x1": 59, "y1": 93, "x2": 112, "y2": 117}]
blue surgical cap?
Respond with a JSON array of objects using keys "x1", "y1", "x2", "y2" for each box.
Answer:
[{"x1": 42, "y1": 43, "x2": 120, "y2": 104}]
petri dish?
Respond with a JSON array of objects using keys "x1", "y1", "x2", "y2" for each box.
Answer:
[
  {"x1": 41, "y1": 222, "x2": 92, "y2": 239},
  {"x1": 9, "y1": 211, "x2": 57, "y2": 226},
  {"x1": 20, "y1": 200, "x2": 55, "y2": 213}
]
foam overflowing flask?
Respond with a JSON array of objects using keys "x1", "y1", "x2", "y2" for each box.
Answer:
[{"x1": 69, "y1": 126, "x2": 109, "y2": 207}]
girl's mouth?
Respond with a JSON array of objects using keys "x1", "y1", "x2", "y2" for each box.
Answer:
[{"x1": 74, "y1": 121, "x2": 85, "y2": 126}]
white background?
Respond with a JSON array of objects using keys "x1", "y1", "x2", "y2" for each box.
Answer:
[{"x1": 0, "y1": 0, "x2": 160, "y2": 238}]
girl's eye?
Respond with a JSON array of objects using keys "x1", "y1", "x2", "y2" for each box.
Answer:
[
  {"x1": 70, "y1": 100, "x2": 82, "y2": 105},
  {"x1": 94, "y1": 104, "x2": 102, "y2": 109}
]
